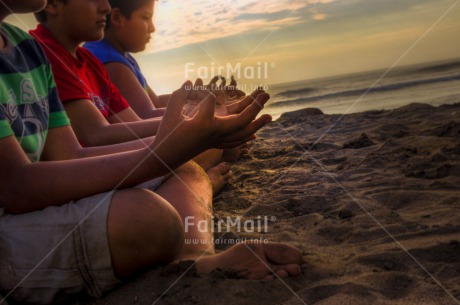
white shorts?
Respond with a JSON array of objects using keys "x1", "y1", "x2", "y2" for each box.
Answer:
[{"x1": 0, "y1": 177, "x2": 164, "y2": 304}]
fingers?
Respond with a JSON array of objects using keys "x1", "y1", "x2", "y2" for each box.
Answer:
[
  {"x1": 213, "y1": 89, "x2": 226, "y2": 106},
  {"x1": 231, "y1": 115, "x2": 271, "y2": 141},
  {"x1": 209, "y1": 76, "x2": 219, "y2": 85},
  {"x1": 235, "y1": 89, "x2": 246, "y2": 98},
  {"x1": 220, "y1": 76, "x2": 226, "y2": 88},
  {"x1": 230, "y1": 75, "x2": 237, "y2": 87},
  {"x1": 165, "y1": 81, "x2": 193, "y2": 121},
  {"x1": 190, "y1": 79, "x2": 208, "y2": 101},
  {"x1": 227, "y1": 88, "x2": 266, "y2": 114},
  {"x1": 194, "y1": 78, "x2": 204, "y2": 88},
  {"x1": 233, "y1": 93, "x2": 270, "y2": 127},
  {"x1": 196, "y1": 91, "x2": 216, "y2": 121},
  {"x1": 216, "y1": 93, "x2": 270, "y2": 145}
]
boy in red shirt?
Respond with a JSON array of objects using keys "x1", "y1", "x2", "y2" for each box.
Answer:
[{"x1": 30, "y1": 0, "x2": 266, "y2": 193}]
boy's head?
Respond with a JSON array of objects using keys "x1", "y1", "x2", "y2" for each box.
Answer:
[
  {"x1": 106, "y1": 0, "x2": 155, "y2": 53},
  {"x1": 106, "y1": 0, "x2": 154, "y2": 28},
  {"x1": 0, "y1": 0, "x2": 46, "y2": 17},
  {"x1": 34, "y1": 0, "x2": 66, "y2": 23},
  {"x1": 34, "y1": 0, "x2": 111, "y2": 44}
]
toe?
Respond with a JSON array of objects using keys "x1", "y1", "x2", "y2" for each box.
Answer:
[
  {"x1": 223, "y1": 170, "x2": 233, "y2": 181},
  {"x1": 275, "y1": 269, "x2": 289, "y2": 278},
  {"x1": 264, "y1": 243, "x2": 303, "y2": 266},
  {"x1": 219, "y1": 162, "x2": 231, "y2": 174},
  {"x1": 285, "y1": 264, "x2": 302, "y2": 276},
  {"x1": 263, "y1": 274, "x2": 275, "y2": 281}
]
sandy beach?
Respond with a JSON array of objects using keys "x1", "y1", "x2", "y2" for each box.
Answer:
[{"x1": 75, "y1": 102, "x2": 460, "y2": 305}]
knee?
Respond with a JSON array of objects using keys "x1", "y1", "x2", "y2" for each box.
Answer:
[
  {"x1": 109, "y1": 188, "x2": 184, "y2": 265},
  {"x1": 176, "y1": 161, "x2": 210, "y2": 184}
]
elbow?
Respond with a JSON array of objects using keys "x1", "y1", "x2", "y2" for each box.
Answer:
[
  {"x1": 0, "y1": 195, "x2": 31, "y2": 215},
  {"x1": 77, "y1": 130, "x2": 109, "y2": 147},
  {"x1": 138, "y1": 112, "x2": 151, "y2": 120},
  {"x1": 80, "y1": 136, "x2": 100, "y2": 147},
  {"x1": 3, "y1": 205, "x2": 27, "y2": 215},
  {"x1": 71, "y1": 122, "x2": 113, "y2": 147},
  {"x1": 0, "y1": 176, "x2": 30, "y2": 215}
]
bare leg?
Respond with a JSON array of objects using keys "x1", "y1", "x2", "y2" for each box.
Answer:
[
  {"x1": 107, "y1": 188, "x2": 184, "y2": 279},
  {"x1": 156, "y1": 161, "x2": 215, "y2": 258},
  {"x1": 155, "y1": 163, "x2": 304, "y2": 280},
  {"x1": 107, "y1": 167, "x2": 302, "y2": 281}
]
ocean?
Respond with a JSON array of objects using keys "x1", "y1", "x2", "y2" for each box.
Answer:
[{"x1": 262, "y1": 59, "x2": 460, "y2": 120}]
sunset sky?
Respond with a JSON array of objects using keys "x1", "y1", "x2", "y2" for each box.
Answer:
[{"x1": 6, "y1": 0, "x2": 460, "y2": 94}]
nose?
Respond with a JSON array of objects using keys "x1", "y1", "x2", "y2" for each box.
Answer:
[
  {"x1": 100, "y1": 0, "x2": 111, "y2": 15},
  {"x1": 149, "y1": 21, "x2": 155, "y2": 34}
]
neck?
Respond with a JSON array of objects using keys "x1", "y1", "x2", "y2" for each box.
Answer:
[
  {"x1": 103, "y1": 30, "x2": 126, "y2": 55},
  {"x1": 42, "y1": 22, "x2": 81, "y2": 57}
]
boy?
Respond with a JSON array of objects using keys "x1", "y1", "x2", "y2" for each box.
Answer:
[
  {"x1": 30, "y1": 0, "x2": 161, "y2": 147},
  {"x1": 30, "y1": 0, "x2": 265, "y2": 192},
  {"x1": 0, "y1": 1, "x2": 302, "y2": 304}
]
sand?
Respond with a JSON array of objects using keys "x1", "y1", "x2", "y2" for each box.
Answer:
[{"x1": 75, "y1": 102, "x2": 460, "y2": 305}]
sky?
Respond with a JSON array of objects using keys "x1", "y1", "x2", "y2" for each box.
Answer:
[{"x1": 6, "y1": 0, "x2": 460, "y2": 94}]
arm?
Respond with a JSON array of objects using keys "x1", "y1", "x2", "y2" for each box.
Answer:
[
  {"x1": 0, "y1": 82, "x2": 271, "y2": 214},
  {"x1": 40, "y1": 124, "x2": 154, "y2": 161},
  {"x1": 148, "y1": 85, "x2": 170, "y2": 109},
  {"x1": 0, "y1": 134, "x2": 163, "y2": 214},
  {"x1": 63, "y1": 99, "x2": 161, "y2": 146},
  {"x1": 104, "y1": 62, "x2": 166, "y2": 119}
]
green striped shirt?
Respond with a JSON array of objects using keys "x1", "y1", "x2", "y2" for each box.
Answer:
[{"x1": 0, "y1": 23, "x2": 70, "y2": 162}]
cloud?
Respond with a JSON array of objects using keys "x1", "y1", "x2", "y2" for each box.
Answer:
[{"x1": 149, "y1": 0, "x2": 337, "y2": 53}]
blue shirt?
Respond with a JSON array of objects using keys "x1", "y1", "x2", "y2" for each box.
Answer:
[{"x1": 84, "y1": 40, "x2": 148, "y2": 92}]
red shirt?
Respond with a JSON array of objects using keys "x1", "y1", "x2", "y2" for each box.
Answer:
[{"x1": 30, "y1": 25, "x2": 129, "y2": 118}]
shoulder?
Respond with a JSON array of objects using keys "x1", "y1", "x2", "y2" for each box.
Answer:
[
  {"x1": 77, "y1": 46, "x2": 109, "y2": 70},
  {"x1": 2, "y1": 23, "x2": 31, "y2": 43},
  {"x1": 3, "y1": 23, "x2": 42, "y2": 52},
  {"x1": 28, "y1": 25, "x2": 71, "y2": 67},
  {"x1": 1, "y1": 23, "x2": 48, "y2": 66},
  {"x1": 84, "y1": 40, "x2": 127, "y2": 65}
]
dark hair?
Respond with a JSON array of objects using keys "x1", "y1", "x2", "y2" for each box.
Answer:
[
  {"x1": 34, "y1": 0, "x2": 155, "y2": 24},
  {"x1": 106, "y1": 0, "x2": 155, "y2": 28},
  {"x1": 34, "y1": 0, "x2": 68, "y2": 23}
]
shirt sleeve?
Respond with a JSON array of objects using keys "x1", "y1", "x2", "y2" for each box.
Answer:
[
  {"x1": 107, "y1": 81, "x2": 130, "y2": 115},
  {"x1": 46, "y1": 63, "x2": 70, "y2": 129}
]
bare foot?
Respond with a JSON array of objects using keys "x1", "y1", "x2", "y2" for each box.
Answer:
[
  {"x1": 195, "y1": 241, "x2": 303, "y2": 280},
  {"x1": 206, "y1": 162, "x2": 232, "y2": 195},
  {"x1": 221, "y1": 143, "x2": 249, "y2": 162}
]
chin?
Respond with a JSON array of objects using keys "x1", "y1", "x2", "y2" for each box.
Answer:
[
  {"x1": 88, "y1": 33, "x2": 105, "y2": 42},
  {"x1": 131, "y1": 45, "x2": 146, "y2": 53}
]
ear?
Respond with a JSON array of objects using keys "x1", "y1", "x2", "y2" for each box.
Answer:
[
  {"x1": 109, "y1": 8, "x2": 125, "y2": 28},
  {"x1": 43, "y1": 0, "x2": 61, "y2": 17}
]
